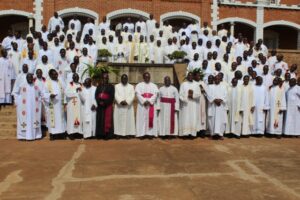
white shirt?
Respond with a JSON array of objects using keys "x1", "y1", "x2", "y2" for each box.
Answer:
[{"x1": 48, "y1": 16, "x2": 64, "y2": 32}]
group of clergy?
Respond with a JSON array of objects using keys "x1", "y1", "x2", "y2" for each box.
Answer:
[
  {"x1": 0, "y1": 11, "x2": 299, "y2": 140},
  {"x1": 10, "y1": 65, "x2": 300, "y2": 141}
]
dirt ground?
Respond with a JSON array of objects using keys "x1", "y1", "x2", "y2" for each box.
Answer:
[{"x1": 0, "y1": 137, "x2": 300, "y2": 200}]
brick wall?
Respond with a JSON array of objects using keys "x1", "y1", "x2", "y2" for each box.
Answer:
[
  {"x1": 0, "y1": 0, "x2": 33, "y2": 13},
  {"x1": 0, "y1": 0, "x2": 299, "y2": 30},
  {"x1": 264, "y1": 8, "x2": 300, "y2": 24},
  {"x1": 276, "y1": 49, "x2": 300, "y2": 71},
  {"x1": 218, "y1": 6, "x2": 257, "y2": 22},
  {"x1": 42, "y1": 0, "x2": 210, "y2": 25}
]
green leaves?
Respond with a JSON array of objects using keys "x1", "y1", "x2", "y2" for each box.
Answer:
[
  {"x1": 81, "y1": 63, "x2": 119, "y2": 80},
  {"x1": 169, "y1": 51, "x2": 187, "y2": 60},
  {"x1": 98, "y1": 49, "x2": 112, "y2": 57}
]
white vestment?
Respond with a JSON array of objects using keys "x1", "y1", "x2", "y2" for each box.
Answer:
[
  {"x1": 125, "y1": 41, "x2": 135, "y2": 63},
  {"x1": 206, "y1": 84, "x2": 227, "y2": 136},
  {"x1": 22, "y1": 58, "x2": 37, "y2": 74},
  {"x1": 274, "y1": 61, "x2": 289, "y2": 75},
  {"x1": 135, "y1": 21, "x2": 147, "y2": 36},
  {"x1": 284, "y1": 85, "x2": 300, "y2": 136},
  {"x1": 187, "y1": 60, "x2": 202, "y2": 72},
  {"x1": 34, "y1": 77, "x2": 47, "y2": 126},
  {"x1": 35, "y1": 63, "x2": 54, "y2": 78},
  {"x1": 114, "y1": 83, "x2": 136, "y2": 136},
  {"x1": 135, "y1": 82, "x2": 159, "y2": 137},
  {"x1": 240, "y1": 84, "x2": 255, "y2": 135},
  {"x1": 234, "y1": 42, "x2": 246, "y2": 58},
  {"x1": 262, "y1": 73, "x2": 273, "y2": 89},
  {"x1": 152, "y1": 46, "x2": 164, "y2": 63},
  {"x1": 253, "y1": 85, "x2": 269, "y2": 134},
  {"x1": 13, "y1": 83, "x2": 42, "y2": 140},
  {"x1": 78, "y1": 55, "x2": 92, "y2": 82},
  {"x1": 266, "y1": 86, "x2": 286, "y2": 135},
  {"x1": 146, "y1": 19, "x2": 156, "y2": 39},
  {"x1": 66, "y1": 48, "x2": 80, "y2": 63},
  {"x1": 113, "y1": 43, "x2": 127, "y2": 63},
  {"x1": 123, "y1": 23, "x2": 135, "y2": 33},
  {"x1": 134, "y1": 42, "x2": 148, "y2": 63},
  {"x1": 179, "y1": 81, "x2": 201, "y2": 136},
  {"x1": 98, "y1": 21, "x2": 110, "y2": 32},
  {"x1": 82, "y1": 23, "x2": 96, "y2": 38},
  {"x1": 48, "y1": 16, "x2": 64, "y2": 32},
  {"x1": 65, "y1": 82, "x2": 83, "y2": 134},
  {"x1": 0, "y1": 57, "x2": 14, "y2": 103},
  {"x1": 227, "y1": 85, "x2": 242, "y2": 136},
  {"x1": 69, "y1": 19, "x2": 82, "y2": 32},
  {"x1": 44, "y1": 80, "x2": 66, "y2": 134},
  {"x1": 1, "y1": 36, "x2": 15, "y2": 50},
  {"x1": 194, "y1": 80, "x2": 207, "y2": 131},
  {"x1": 8, "y1": 50, "x2": 21, "y2": 75},
  {"x1": 55, "y1": 56, "x2": 69, "y2": 80},
  {"x1": 79, "y1": 86, "x2": 97, "y2": 138},
  {"x1": 158, "y1": 85, "x2": 179, "y2": 136},
  {"x1": 12, "y1": 72, "x2": 27, "y2": 96}
]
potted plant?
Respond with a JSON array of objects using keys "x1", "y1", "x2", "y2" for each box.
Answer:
[
  {"x1": 170, "y1": 50, "x2": 187, "y2": 63},
  {"x1": 97, "y1": 49, "x2": 112, "y2": 62},
  {"x1": 82, "y1": 63, "x2": 119, "y2": 85}
]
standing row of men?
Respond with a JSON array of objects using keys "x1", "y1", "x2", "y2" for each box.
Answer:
[{"x1": 13, "y1": 67, "x2": 299, "y2": 141}]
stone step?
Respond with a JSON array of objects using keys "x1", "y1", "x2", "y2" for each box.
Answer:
[
  {"x1": 0, "y1": 110, "x2": 16, "y2": 115},
  {"x1": 0, "y1": 129, "x2": 16, "y2": 139},
  {"x1": 0, "y1": 123, "x2": 17, "y2": 129},
  {"x1": 0, "y1": 116, "x2": 16, "y2": 122},
  {"x1": 0, "y1": 105, "x2": 15, "y2": 111}
]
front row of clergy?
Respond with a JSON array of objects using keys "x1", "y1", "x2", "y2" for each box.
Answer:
[{"x1": 13, "y1": 69, "x2": 299, "y2": 141}]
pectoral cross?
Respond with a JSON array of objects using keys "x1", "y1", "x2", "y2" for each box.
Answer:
[
  {"x1": 72, "y1": 98, "x2": 77, "y2": 106},
  {"x1": 21, "y1": 122, "x2": 27, "y2": 128},
  {"x1": 276, "y1": 100, "x2": 281, "y2": 107},
  {"x1": 34, "y1": 121, "x2": 39, "y2": 126}
]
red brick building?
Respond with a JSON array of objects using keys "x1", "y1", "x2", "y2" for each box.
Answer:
[{"x1": 0, "y1": 0, "x2": 299, "y2": 49}]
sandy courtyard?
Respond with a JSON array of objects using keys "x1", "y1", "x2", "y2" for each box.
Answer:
[{"x1": 0, "y1": 137, "x2": 299, "y2": 200}]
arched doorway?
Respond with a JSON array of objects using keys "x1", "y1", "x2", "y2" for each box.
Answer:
[
  {"x1": 107, "y1": 8, "x2": 149, "y2": 30},
  {"x1": 216, "y1": 18, "x2": 257, "y2": 42},
  {"x1": 160, "y1": 11, "x2": 200, "y2": 32},
  {"x1": 263, "y1": 21, "x2": 300, "y2": 49},
  {"x1": 58, "y1": 7, "x2": 99, "y2": 31},
  {"x1": 217, "y1": 22, "x2": 255, "y2": 41},
  {"x1": 0, "y1": 10, "x2": 33, "y2": 41},
  {"x1": 0, "y1": 15, "x2": 31, "y2": 41}
]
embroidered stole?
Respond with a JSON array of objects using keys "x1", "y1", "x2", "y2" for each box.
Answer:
[
  {"x1": 274, "y1": 86, "x2": 284, "y2": 127},
  {"x1": 47, "y1": 80, "x2": 64, "y2": 128},
  {"x1": 69, "y1": 83, "x2": 81, "y2": 126}
]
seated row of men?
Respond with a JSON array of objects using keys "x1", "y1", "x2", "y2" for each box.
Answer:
[{"x1": 12, "y1": 66, "x2": 299, "y2": 141}]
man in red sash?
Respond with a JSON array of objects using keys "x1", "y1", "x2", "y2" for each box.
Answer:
[
  {"x1": 95, "y1": 72, "x2": 115, "y2": 139},
  {"x1": 158, "y1": 76, "x2": 179, "y2": 137},
  {"x1": 135, "y1": 72, "x2": 159, "y2": 137}
]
